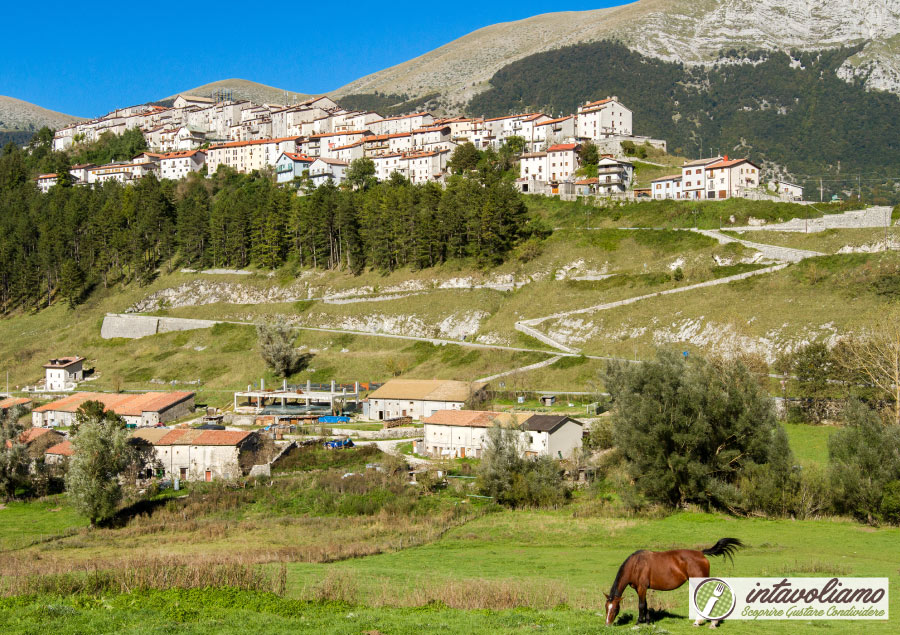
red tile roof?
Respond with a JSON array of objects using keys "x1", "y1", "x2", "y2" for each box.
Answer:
[
  {"x1": 18, "y1": 428, "x2": 53, "y2": 444},
  {"x1": 160, "y1": 150, "x2": 206, "y2": 160},
  {"x1": 0, "y1": 397, "x2": 31, "y2": 410},
  {"x1": 33, "y1": 391, "x2": 194, "y2": 416},
  {"x1": 536, "y1": 115, "x2": 573, "y2": 126},
  {"x1": 45, "y1": 440, "x2": 74, "y2": 457},
  {"x1": 207, "y1": 136, "x2": 300, "y2": 150},
  {"x1": 547, "y1": 143, "x2": 580, "y2": 152},
  {"x1": 155, "y1": 429, "x2": 251, "y2": 446},
  {"x1": 282, "y1": 152, "x2": 315, "y2": 162},
  {"x1": 483, "y1": 112, "x2": 542, "y2": 122},
  {"x1": 706, "y1": 157, "x2": 757, "y2": 170}
]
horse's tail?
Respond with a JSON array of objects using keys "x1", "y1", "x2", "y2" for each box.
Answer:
[{"x1": 702, "y1": 538, "x2": 744, "y2": 564}]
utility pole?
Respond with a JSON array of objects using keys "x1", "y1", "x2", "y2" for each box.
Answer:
[{"x1": 819, "y1": 178, "x2": 823, "y2": 203}]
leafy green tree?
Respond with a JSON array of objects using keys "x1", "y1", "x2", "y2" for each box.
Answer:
[
  {"x1": 257, "y1": 319, "x2": 303, "y2": 377},
  {"x1": 476, "y1": 422, "x2": 570, "y2": 508},
  {"x1": 606, "y1": 350, "x2": 788, "y2": 509},
  {"x1": 448, "y1": 142, "x2": 480, "y2": 174},
  {"x1": 0, "y1": 408, "x2": 28, "y2": 501},
  {"x1": 346, "y1": 158, "x2": 377, "y2": 191},
  {"x1": 65, "y1": 414, "x2": 136, "y2": 526},
  {"x1": 829, "y1": 400, "x2": 900, "y2": 525},
  {"x1": 579, "y1": 141, "x2": 599, "y2": 166}
]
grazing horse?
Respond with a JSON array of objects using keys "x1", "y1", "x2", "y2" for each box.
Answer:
[{"x1": 603, "y1": 538, "x2": 743, "y2": 627}]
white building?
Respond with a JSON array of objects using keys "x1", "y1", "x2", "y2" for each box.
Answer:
[
  {"x1": 132, "y1": 428, "x2": 256, "y2": 482},
  {"x1": 576, "y1": 97, "x2": 633, "y2": 139},
  {"x1": 422, "y1": 410, "x2": 583, "y2": 460},
  {"x1": 158, "y1": 150, "x2": 206, "y2": 181},
  {"x1": 308, "y1": 157, "x2": 349, "y2": 187},
  {"x1": 173, "y1": 94, "x2": 216, "y2": 109},
  {"x1": 372, "y1": 150, "x2": 449, "y2": 183},
  {"x1": 205, "y1": 136, "x2": 300, "y2": 174},
  {"x1": 35, "y1": 174, "x2": 59, "y2": 193},
  {"x1": 275, "y1": 152, "x2": 316, "y2": 185},
  {"x1": 532, "y1": 115, "x2": 576, "y2": 149},
  {"x1": 770, "y1": 181, "x2": 804, "y2": 201},
  {"x1": 370, "y1": 112, "x2": 434, "y2": 135},
  {"x1": 32, "y1": 391, "x2": 195, "y2": 428},
  {"x1": 367, "y1": 379, "x2": 486, "y2": 421},
  {"x1": 651, "y1": 174, "x2": 683, "y2": 200},
  {"x1": 680, "y1": 157, "x2": 721, "y2": 200},
  {"x1": 43, "y1": 356, "x2": 84, "y2": 391},
  {"x1": 519, "y1": 151, "x2": 547, "y2": 181},
  {"x1": 546, "y1": 143, "x2": 581, "y2": 181},
  {"x1": 704, "y1": 157, "x2": 761, "y2": 200}
]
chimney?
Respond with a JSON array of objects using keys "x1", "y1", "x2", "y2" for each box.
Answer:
[{"x1": 724, "y1": 154, "x2": 729, "y2": 161}]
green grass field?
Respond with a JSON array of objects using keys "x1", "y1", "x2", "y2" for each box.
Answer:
[
  {"x1": 1, "y1": 510, "x2": 897, "y2": 633},
  {"x1": 2, "y1": 423, "x2": 895, "y2": 633}
]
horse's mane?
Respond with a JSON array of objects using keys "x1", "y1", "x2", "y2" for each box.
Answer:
[{"x1": 609, "y1": 550, "x2": 642, "y2": 599}]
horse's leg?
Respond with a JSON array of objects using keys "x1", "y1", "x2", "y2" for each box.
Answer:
[
  {"x1": 637, "y1": 586, "x2": 649, "y2": 623},
  {"x1": 691, "y1": 557, "x2": 711, "y2": 627}
]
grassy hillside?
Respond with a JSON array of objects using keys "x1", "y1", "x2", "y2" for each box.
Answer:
[
  {"x1": 160, "y1": 79, "x2": 312, "y2": 106},
  {"x1": 469, "y1": 42, "x2": 900, "y2": 203},
  {"x1": 1, "y1": 198, "x2": 896, "y2": 398}
]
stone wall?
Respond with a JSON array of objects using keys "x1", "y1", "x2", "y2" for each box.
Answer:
[{"x1": 101, "y1": 313, "x2": 219, "y2": 340}]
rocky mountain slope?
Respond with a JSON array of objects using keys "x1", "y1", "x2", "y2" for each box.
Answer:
[
  {"x1": 162, "y1": 78, "x2": 312, "y2": 106},
  {"x1": 331, "y1": 0, "x2": 900, "y2": 109},
  {"x1": 0, "y1": 95, "x2": 83, "y2": 133}
]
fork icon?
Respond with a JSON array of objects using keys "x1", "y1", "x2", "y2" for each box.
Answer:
[{"x1": 702, "y1": 582, "x2": 726, "y2": 616}]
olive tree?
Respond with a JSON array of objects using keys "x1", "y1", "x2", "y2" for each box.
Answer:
[
  {"x1": 0, "y1": 407, "x2": 28, "y2": 500},
  {"x1": 257, "y1": 319, "x2": 302, "y2": 378},
  {"x1": 65, "y1": 412, "x2": 136, "y2": 526},
  {"x1": 605, "y1": 350, "x2": 791, "y2": 509}
]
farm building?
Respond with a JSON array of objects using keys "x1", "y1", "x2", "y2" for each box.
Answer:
[
  {"x1": 366, "y1": 379, "x2": 486, "y2": 421},
  {"x1": 7, "y1": 427, "x2": 66, "y2": 460},
  {"x1": 44, "y1": 440, "x2": 74, "y2": 465},
  {"x1": 422, "y1": 410, "x2": 583, "y2": 459},
  {"x1": 43, "y1": 356, "x2": 85, "y2": 391},
  {"x1": 0, "y1": 397, "x2": 32, "y2": 417},
  {"x1": 32, "y1": 391, "x2": 195, "y2": 428},
  {"x1": 132, "y1": 428, "x2": 258, "y2": 482}
]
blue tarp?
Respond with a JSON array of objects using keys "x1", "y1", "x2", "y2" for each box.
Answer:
[{"x1": 318, "y1": 416, "x2": 351, "y2": 424}]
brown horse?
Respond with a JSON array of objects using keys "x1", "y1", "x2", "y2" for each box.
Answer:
[{"x1": 603, "y1": 537, "x2": 743, "y2": 626}]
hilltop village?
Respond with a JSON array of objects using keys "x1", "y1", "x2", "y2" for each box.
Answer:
[{"x1": 40, "y1": 93, "x2": 794, "y2": 202}]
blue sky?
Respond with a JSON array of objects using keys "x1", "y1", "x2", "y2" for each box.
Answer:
[{"x1": 2, "y1": 2, "x2": 628, "y2": 118}]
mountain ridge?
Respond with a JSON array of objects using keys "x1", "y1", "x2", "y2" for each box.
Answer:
[
  {"x1": 162, "y1": 78, "x2": 314, "y2": 106},
  {"x1": 329, "y1": 0, "x2": 900, "y2": 109},
  {"x1": 0, "y1": 95, "x2": 84, "y2": 134}
]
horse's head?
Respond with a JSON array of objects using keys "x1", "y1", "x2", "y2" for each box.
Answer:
[{"x1": 603, "y1": 593, "x2": 621, "y2": 626}]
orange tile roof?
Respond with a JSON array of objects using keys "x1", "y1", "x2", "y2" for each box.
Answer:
[
  {"x1": 423, "y1": 410, "x2": 505, "y2": 427},
  {"x1": 536, "y1": 115, "x2": 573, "y2": 126},
  {"x1": 45, "y1": 440, "x2": 74, "y2": 456},
  {"x1": 547, "y1": 143, "x2": 580, "y2": 152},
  {"x1": 155, "y1": 429, "x2": 250, "y2": 446},
  {"x1": 0, "y1": 397, "x2": 31, "y2": 410},
  {"x1": 36, "y1": 173, "x2": 58, "y2": 180},
  {"x1": 33, "y1": 391, "x2": 194, "y2": 416},
  {"x1": 706, "y1": 157, "x2": 757, "y2": 170},
  {"x1": 483, "y1": 112, "x2": 541, "y2": 122},
  {"x1": 18, "y1": 427, "x2": 53, "y2": 444},
  {"x1": 160, "y1": 150, "x2": 206, "y2": 160},
  {"x1": 207, "y1": 136, "x2": 300, "y2": 150},
  {"x1": 583, "y1": 98, "x2": 612, "y2": 108},
  {"x1": 282, "y1": 152, "x2": 314, "y2": 162}
]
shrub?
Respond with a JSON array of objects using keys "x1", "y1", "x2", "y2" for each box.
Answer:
[
  {"x1": 606, "y1": 350, "x2": 790, "y2": 510},
  {"x1": 828, "y1": 400, "x2": 900, "y2": 524},
  {"x1": 476, "y1": 424, "x2": 570, "y2": 508}
]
